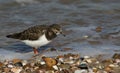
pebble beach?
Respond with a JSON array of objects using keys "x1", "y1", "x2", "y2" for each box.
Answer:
[{"x1": 0, "y1": 48, "x2": 120, "y2": 73}]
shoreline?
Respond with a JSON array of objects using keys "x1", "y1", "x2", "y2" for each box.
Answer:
[{"x1": 0, "y1": 48, "x2": 119, "y2": 73}]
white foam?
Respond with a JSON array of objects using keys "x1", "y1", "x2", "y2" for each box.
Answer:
[{"x1": 15, "y1": 0, "x2": 39, "y2": 6}]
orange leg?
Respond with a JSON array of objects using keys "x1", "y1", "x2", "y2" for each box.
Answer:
[{"x1": 33, "y1": 47, "x2": 39, "y2": 54}]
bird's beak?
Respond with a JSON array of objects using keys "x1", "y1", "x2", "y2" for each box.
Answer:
[{"x1": 60, "y1": 31, "x2": 66, "y2": 37}]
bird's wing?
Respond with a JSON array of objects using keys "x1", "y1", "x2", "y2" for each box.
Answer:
[{"x1": 19, "y1": 25, "x2": 47, "y2": 40}]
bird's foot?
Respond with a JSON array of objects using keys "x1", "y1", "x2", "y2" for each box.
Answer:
[{"x1": 33, "y1": 48, "x2": 39, "y2": 55}]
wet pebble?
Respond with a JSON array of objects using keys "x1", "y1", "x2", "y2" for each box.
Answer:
[
  {"x1": 14, "y1": 62, "x2": 23, "y2": 67},
  {"x1": 78, "y1": 62, "x2": 88, "y2": 69},
  {"x1": 95, "y1": 26, "x2": 102, "y2": 32}
]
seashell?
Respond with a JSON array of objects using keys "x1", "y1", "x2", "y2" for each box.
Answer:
[{"x1": 11, "y1": 67, "x2": 22, "y2": 73}]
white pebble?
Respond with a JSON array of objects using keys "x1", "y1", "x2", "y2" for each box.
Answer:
[
  {"x1": 83, "y1": 35, "x2": 89, "y2": 38},
  {"x1": 75, "y1": 69, "x2": 88, "y2": 73},
  {"x1": 22, "y1": 60, "x2": 27, "y2": 66},
  {"x1": 69, "y1": 56, "x2": 74, "y2": 60},
  {"x1": 84, "y1": 56, "x2": 90, "y2": 59},
  {"x1": 59, "y1": 58, "x2": 64, "y2": 62},
  {"x1": 7, "y1": 64, "x2": 14, "y2": 68},
  {"x1": 86, "y1": 59, "x2": 92, "y2": 63},
  {"x1": 53, "y1": 65, "x2": 59, "y2": 70},
  {"x1": 40, "y1": 61, "x2": 45, "y2": 65}
]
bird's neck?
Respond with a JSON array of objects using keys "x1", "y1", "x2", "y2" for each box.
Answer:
[{"x1": 45, "y1": 29, "x2": 57, "y2": 40}]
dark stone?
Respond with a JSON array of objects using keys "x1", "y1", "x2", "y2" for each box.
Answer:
[
  {"x1": 78, "y1": 63, "x2": 88, "y2": 69},
  {"x1": 14, "y1": 62, "x2": 23, "y2": 67},
  {"x1": 112, "y1": 53, "x2": 120, "y2": 59}
]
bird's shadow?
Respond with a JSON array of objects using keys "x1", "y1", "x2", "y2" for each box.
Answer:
[{"x1": 3, "y1": 42, "x2": 53, "y2": 53}]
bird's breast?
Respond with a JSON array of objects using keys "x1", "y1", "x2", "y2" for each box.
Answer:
[{"x1": 22, "y1": 34, "x2": 51, "y2": 48}]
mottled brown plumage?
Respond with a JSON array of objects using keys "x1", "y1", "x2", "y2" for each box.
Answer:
[{"x1": 7, "y1": 25, "x2": 47, "y2": 40}]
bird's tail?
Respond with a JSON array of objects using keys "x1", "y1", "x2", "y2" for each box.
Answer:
[{"x1": 6, "y1": 33, "x2": 21, "y2": 39}]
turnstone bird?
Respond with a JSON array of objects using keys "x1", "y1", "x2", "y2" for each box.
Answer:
[{"x1": 6, "y1": 24, "x2": 65, "y2": 54}]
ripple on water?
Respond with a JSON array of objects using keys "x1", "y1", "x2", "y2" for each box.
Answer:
[{"x1": 0, "y1": 0, "x2": 120, "y2": 59}]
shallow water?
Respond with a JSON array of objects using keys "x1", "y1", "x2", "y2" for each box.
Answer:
[{"x1": 0, "y1": 0, "x2": 120, "y2": 60}]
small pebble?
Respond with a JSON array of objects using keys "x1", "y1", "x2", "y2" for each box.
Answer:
[
  {"x1": 95, "y1": 26, "x2": 102, "y2": 32},
  {"x1": 53, "y1": 65, "x2": 59, "y2": 70},
  {"x1": 7, "y1": 64, "x2": 14, "y2": 68},
  {"x1": 75, "y1": 69, "x2": 88, "y2": 73},
  {"x1": 11, "y1": 68, "x2": 22, "y2": 73},
  {"x1": 0, "y1": 52, "x2": 119, "y2": 73}
]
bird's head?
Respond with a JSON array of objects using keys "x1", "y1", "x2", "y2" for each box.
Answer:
[{"x1": 49, "y1": 24, "x2": 65, "y2": 36}]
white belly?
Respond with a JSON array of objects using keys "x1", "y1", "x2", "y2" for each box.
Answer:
[{"x1": 22, "y1": 34, "x2": 51, "y2": 48}]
